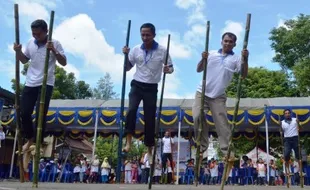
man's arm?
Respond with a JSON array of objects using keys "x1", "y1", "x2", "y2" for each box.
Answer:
[
  {"x1": 197, "y1": 51, "x2": 208, "y2": 73},
  {"x1": 163, "y1": 53, "x2": 174, "y2": 74},
  {"x1": 48, "y1": 41, "x2": 67, "y2": 66},
  {"x1": 125, "y1": 57, "x2": 134, "y2": 71},
  {"x1": 13, "y1": 43, "x2": 30, "y2": 64}
]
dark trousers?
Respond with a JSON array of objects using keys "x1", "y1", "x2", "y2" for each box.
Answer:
[
  {"x1": 144, "y1": 168, "x2": 150, "y2": 184},
  {"x1": 284, "y1": 136, "x2": 299, "y2": 161},
  {"x1": 125, "y1": 80, "x2": 157, "y2": 147},
  {"x1": 21, "y1": 85, "x2": 53, "y2": 143},
  {"x1": 162, "y1": 153, "x2": 173, "y2": 173}
]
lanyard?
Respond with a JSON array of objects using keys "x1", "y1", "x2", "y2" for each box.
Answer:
[{"x1": 144, "y1": 50, "x2": 153, "y2": 64}]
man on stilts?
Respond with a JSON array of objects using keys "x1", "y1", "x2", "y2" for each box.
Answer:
[
  {"x1": 122, "y1": 23, "x2": 174, "y2": 163},
  {"x1": 13, "y1": 19, "x2": 67, "y2": 172},
  {"x1": 192, "y1": 32, "x2": 249, "y2": 181},
  {"x1": 281, "y1": 109, "x2": 304, "y2": 185},
  {"x1": 161, "y1": 130, "x2": 174, "y2": 182}
]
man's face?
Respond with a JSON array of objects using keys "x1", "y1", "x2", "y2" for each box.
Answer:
[
  {"x1": 221, "y1": 35, "x2": 235, "y2": 52},
  {"x1": 140, "y1": 28, "x2": 154, "y2": 45},
  {"x1": 32, "y1": 28, "x2": 47, "y2": 42},
  {"x1": 284, "y1": 110, "x2": 291, "y2": 119},
  {"x1": 165, "y1": 131, "x2": 169, "y2": 137}
]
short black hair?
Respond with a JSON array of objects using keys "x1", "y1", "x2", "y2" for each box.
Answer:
[
  {"x1": 222, "y1": 32, "x2": 237, "y2": 43},
  {"x1": 31, "y1": 19, "x2": 48, "y2": 32},
  {"x1": 140, "y1": 23, "x2": 156, "y2": 35},
  {"x1": 283, "y1": 109, "x2": 291, "y2": 114}
]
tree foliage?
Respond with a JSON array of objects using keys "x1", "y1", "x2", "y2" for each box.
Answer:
[
  {"x1": 226, "y1": 67, "x2": 296, "y2": 98},
  {"x1": 11, "y1": 63, "x2": 92, "y2": 99},
  {"x1": 269, "y1": 14, "x2": 310, "y2": 96},
  {"x1": 95, "y1": 136, "x2": 146, "y2": 167},
  {"x1": 92, "y1": 73, "x2": 118, "y2": 100}
]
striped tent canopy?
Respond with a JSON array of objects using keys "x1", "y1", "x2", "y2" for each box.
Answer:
[{"x1": 1, "y1": 97, "x2": 310, "y2": 140}]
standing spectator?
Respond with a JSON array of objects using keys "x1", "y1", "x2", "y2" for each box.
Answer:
[
  {"x1": 124, "y1": 159, "x2": 132, "y2": 184},
  {"x1": 257, "y1": 158, "x2": 266, "y2": 185},
  {"x1": 101, "y1": 157, "x2": 111, "y2": 183}
]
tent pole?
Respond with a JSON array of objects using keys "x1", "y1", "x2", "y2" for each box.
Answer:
[
  {"x1": 256, "y1": 126, "x2": 259, "y2": 162},
  {"x1": 264, "y1": 105, "x2": 270, "y2": 184},
  {"x1": 92, "y1": 110, "x2": 99, "y2": 159},
  {"x1": 9, "y1": 127, "x2": 18, "y2": 178},
  {"x1": 176, "y1": 110, "x2": 182, "y2": 185}
]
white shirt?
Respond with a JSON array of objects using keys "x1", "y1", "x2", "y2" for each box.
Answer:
[
  {"x1": 129, "y1": 41, "x2": 173, "y2": 84},
  {"x1": 162, "y1": 137, "x2": 174, "y2": 153},
  {"x1": 143, "y1": 153, "x2": 150, "y2": 168},
  {"x1": 0, "y1": 131, "x2": 5, "y2": 140},
  {"x1": 73, "y1": 165, "x2": 81, "y2": 173},
  {"x1": 293, "y1": 161, "x2": 299, "y2": 173},
  {"x1": 210, "y1": 164, "x2": 218, "y2": 177},
  {"x1": 197, "y1": 49, "x2": 241, "y2": 98},
  {"x1": 281, "y1": 118, "x2": 298, "y2": 138},
  {"x1": 270, "y1": 165, "x2": 276, "y2": 177},
  {"x1": 257, "y1": 163, "x2": 265, "y2": 177},
  {"x1": 23, "y1": 38, "x2": 65, "y2": 87}
]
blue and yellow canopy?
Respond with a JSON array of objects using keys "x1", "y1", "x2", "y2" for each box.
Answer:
[{"x1": 1, "y1": 98, "x2": 310, "y2": 138}]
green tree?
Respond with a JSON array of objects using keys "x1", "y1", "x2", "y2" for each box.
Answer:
[
  {"x1": 93, "y1": 73, "x2": 118, "y2": 100},
  {"x1": 226, "y1": 67, "x2": 296, "y2": 98},
  {"x1": 11, "y1": 63, "x2": 92, "y2": 99},
  {"x1": 269, "y1": 14, "x2": 310, "y2": 96},
  {"x1": 95, "y1": 136, "x2": 146, "y2": 167}
]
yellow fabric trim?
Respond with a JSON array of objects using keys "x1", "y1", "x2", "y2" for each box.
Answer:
[
  {"x1": 71, "y1": 130, "x2": 80, "y2": 134},
  {"x1": 102, "y1": 110, "x2": 117, "y2": 117},
  {"x1": 233, "y1": 134, "x2": 242, "y2": 140},
  {"x1": 227, "y1": 110, "x2": 245, "y2": 115},
  {"x1": 228, "y1": 117, "x2": 245, "y2": 125},
  {"x1": 47, "y1": 118, "x2": 56, "y2": 124},
  {"x1": 78, "y1": 110, "x2": 93, "y2": 117},
  {"x1": 1, "y1": 116, "x2": 14, "y2": 125},
  {"x1": 271, "y1": 109, "x2": 285, "y2": 115},
  {"x1": 271, "y1": 115, "x2": 280, "y2": 125},
  {"x1": 77, "y1": 118, "x2": 93, "y2": 126},
  {"x1": 100, "y1": 118, "x2": 117, "y2": 126},
  {"x1": 247, "y1": 110, "x2": 265, "y2": 116},
  {"x1": 161, "y1": 110, "x2": 177, "y2": 116},
  {"x1": 47, "y1": 111, "x2": 56, "y2": 116},
  {"x1": 244, "y1": 133, "x2": 257, "y2": 141},
  {"x1": 58, "y1": 117, "x2": 75, "y2": 125},
  {"x1": 292, "y1": 109, "x2": 309, "y2": 115},
  {"x1": 59, "y1": 111, "x2": 75, "y2": 116},
  {"x1": 184, "y1": 117, "x2": 194, "y2": 126},
  {"x1": 160, "y1": 116, "x2": 178, "y2": 125},
  {"x1": 184, "y1": 110, "x2": 192, "y2": 117},
  {"x1": 248, "y1": 115, "x2": 265, "y2": 125}
]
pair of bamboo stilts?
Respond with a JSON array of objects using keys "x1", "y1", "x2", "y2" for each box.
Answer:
[
  {"x1": 193, "y1": 14, "x2": 251, "y2": 190},
  {"x1": 14, "y1": 4, "x2": 54, "y2": 188},
  {"x1": 117, "y1": 20, "x2": 171, "y2": 190}
]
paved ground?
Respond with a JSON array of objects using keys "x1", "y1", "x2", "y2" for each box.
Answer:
[{"x1": 0, "y1": 182, "x2": 309, "y2": 190}]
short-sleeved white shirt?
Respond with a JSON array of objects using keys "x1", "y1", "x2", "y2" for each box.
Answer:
[
  {"x1": 281, "y1": 118, "x2": 298, "y2": 138},
  {"x1": 23, "y1": 38, "x2": 65, "y2": 87},
  {"x1": 162, "y1": 137, "x2": 174, "y2": 153},
  {"x1": 129, "y1": 41, "x2": 173, "y2": 84},
  {"x1": 197, "y1": 49, "x2": 241, "y2": 98}
]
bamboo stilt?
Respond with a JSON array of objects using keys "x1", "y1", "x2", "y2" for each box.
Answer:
[
  {"x1": 116, "y1": 20, "x2": 131, "y2": 183},
  {"x1": 14, "y1": 3, "x2": 25, "y2": 183},
  {"x1": 194, "y1": 21, "x2": 210, "y2": 187},
  {"x1": 296, "y1": 114, "x2": 304, "y2": 188},
  {"x1": 32, "y1": 11, "x2": 55, "y2": 188},
  {"x1": 148, "y1": 34, "x2": 171, "y2": 190},
  {"x1": 220, "y1": 13, "x2": 251, "y2": 190}
]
